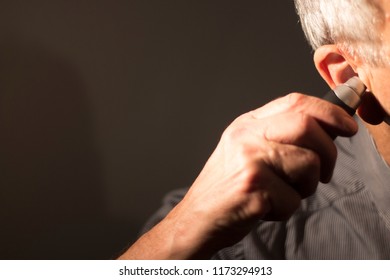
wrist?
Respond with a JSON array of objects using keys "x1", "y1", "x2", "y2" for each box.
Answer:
[{"x1": 118, "y1": 203, "x2": 222, "y2": 259}]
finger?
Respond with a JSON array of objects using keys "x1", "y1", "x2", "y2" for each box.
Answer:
[
  {"x1": 250, "y1": 93, "x2": 358, "y2": 137},
  {"x1": 258, "y1": 112, "x2": 337, "y2": 183},
  {"x1": 255, "y1": 161, "x2": 302, "y2": 221},
  {"x1": 258, "y1": 141, "x2": 321, "y2": 199}
]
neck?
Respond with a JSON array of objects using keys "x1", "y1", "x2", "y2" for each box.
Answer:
[{"x1": 364, "y1": 121, "x2": 390, "y2": 166}]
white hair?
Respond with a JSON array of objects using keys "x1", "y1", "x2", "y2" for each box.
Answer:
[{"x1": 294, "y1": 0, "x2": 386, "y2": 65}]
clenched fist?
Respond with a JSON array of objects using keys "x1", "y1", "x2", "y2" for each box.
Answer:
[{"x1": 119, "y1": 93, "x2": 358, "y2": 259}]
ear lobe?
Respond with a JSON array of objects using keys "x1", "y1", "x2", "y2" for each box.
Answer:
[{"x1": 314, "y1": 45, "x2": 357, "y2": 89}]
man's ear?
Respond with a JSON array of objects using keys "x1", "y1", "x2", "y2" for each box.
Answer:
[
  {"x1": 315, "y1": 45, "x2": 385, "y2": 124},
  {"x1": 314, "y1": 45, "x2": 357, "y2": 89}
]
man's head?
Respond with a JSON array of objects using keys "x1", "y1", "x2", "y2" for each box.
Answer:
[
  {"x1": 295, "y1": 0, "x2": 390, "y2": 124},
  {"x1": 294, "y1": 0, "x2": 386, "y2": 65}
]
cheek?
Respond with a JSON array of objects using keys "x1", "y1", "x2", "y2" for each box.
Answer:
[
  {"x1": 357, "y1": 68, "x2": 390, "y2": 123},
  {"x1": 357, "y1": 92, "x2": 386, "y2": 125},
  {"x1": 369, "y1": 68, "x2": 390, "y2": 104}
]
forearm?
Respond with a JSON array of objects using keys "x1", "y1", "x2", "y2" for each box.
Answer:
[
  {"x1": 117, "y1": 220, "x2": 181, "y2": 260},
  {"x1": 117, "y1": 202, "x2": 223, "y2": 260}
]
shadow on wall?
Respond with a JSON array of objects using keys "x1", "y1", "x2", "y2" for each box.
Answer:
[{"x1": 0, "y1": 39, "x2": 117, "y2": 259}]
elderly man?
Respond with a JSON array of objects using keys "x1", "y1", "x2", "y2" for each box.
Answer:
[{"x1": 119, "y1": 0, "x2": 390, "y2": 259}]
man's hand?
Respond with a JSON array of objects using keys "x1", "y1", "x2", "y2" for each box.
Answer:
[{"x1": 119, "y1": 93, "x2": 358, "y2": 259}]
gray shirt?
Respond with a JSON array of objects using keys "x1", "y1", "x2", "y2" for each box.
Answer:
[{"x1": 142, "y1": 117, "x2": 390, "y2": 259}]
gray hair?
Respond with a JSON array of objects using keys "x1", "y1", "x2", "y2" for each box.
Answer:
[{"x1": 294, "y1": 0, "x2": 386, "y2": 65}]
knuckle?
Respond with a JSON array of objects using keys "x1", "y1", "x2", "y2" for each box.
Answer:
[
  {"x1": 263, "y1": 111, "x2": 314, "y2": 145},
  {"x1": 240, "y1": 163, "x2": 261, "y2": 186},
  {"x1": 222, "y1": 115, "x2": 250, "y2": 142},
  {"x1": 285, "y1": 92, "x2": 307, "y2": 109},
  {"x1": 222, "y1": 124, "x2": 244, "y2": 143},
  {"x1": 221, "y1": 122, "x2": 259, "y2": 159},
  {"x1": 289, "y1": 112, "x2": 316, "y2": 144},
  {"x1": 297, "y1": 112, "x2": 313, "y2": 127},
  {"x1": 262, "y1": 142, "x2": 277, "y2": 159},
  {"x1": 222, "y1": 131, "x2": 254, "y2": 161},
  {"x1": 305, "y1": 149, "x2": 321, "y2": 167},
  {"x1": 296, "y1": 112, "x2": 314, "y2": 133}
]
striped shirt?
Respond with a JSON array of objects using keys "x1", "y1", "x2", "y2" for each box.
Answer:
[{"x1": 142, "y1": 117, "x2": 390, "y2": 259}]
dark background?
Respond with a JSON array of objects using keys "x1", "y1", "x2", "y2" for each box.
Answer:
[{"x1": 0, "y1": 0, "x2": 326, "y2": 259}]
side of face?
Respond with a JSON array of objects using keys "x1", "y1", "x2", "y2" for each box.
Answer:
[
  {"x1": 313, "y1": 0, "x2": 390, "y2": 125},
  {"x1": 361, "y1": 0, "x2": 390, "y2": 119}
]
